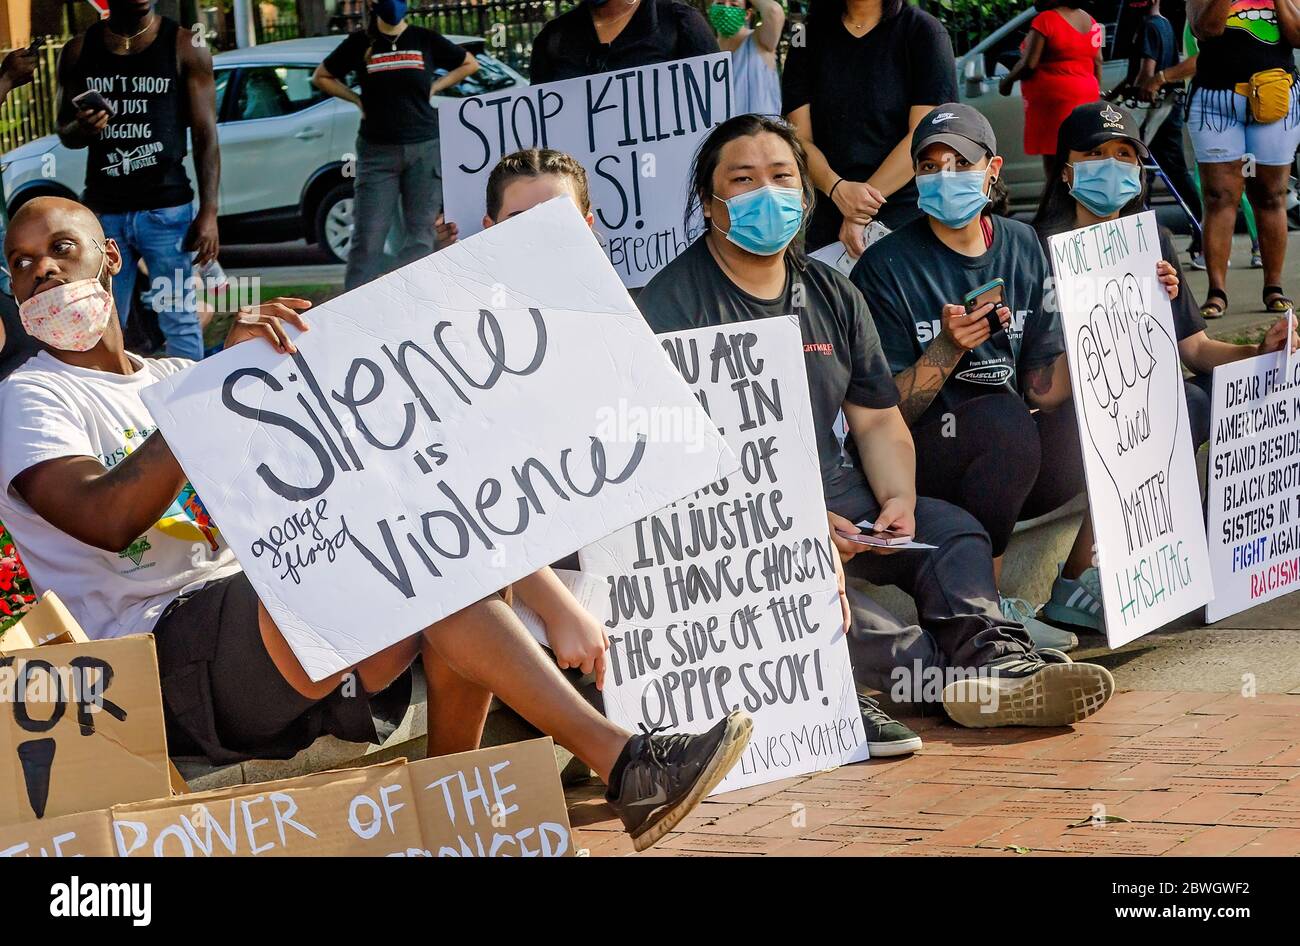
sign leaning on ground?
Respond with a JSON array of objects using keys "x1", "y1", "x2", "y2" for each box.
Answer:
[
  {"x1": 1206, "y1": 351, "x2": 1300, "y2": 622},
  {"x1": 439, "y1": 53, "x2": 733, "y2": 288},
  {"x1": 581, "y1": 317, "x2": 869, "y2": 793},
  {"x1": 1048, "y1": 210, "x2": 1213, "y2": 647},
  {"x1": 143, "y1": 199, "x2": 736, "y2": 681}
]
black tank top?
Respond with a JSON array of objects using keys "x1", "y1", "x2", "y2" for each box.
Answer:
[
  {"x1": 1195, "y1": 0, "x2": 1297, "y2": 89},
  {"x1": 69, "y1": 17, "x2": 194, "y2": 213}
]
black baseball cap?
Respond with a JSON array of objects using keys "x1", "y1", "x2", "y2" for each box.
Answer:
[
  {"x1": 911, "y1": 103, "x2": 998, "y2": 165},
  {"x1": 1058, "y1": 101, "x2": 1150, "y2": 157}
]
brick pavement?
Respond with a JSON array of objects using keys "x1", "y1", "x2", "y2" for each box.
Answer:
[{"x1": 568, "y1": 691, "x2": 1300, "y2": 857}]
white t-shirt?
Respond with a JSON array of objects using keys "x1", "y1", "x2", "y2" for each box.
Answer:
[{"x1": 0, "y1": 351, "x2": 241, "y2": 639}]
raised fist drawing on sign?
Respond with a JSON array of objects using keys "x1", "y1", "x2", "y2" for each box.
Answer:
[{"x1": 1076, "y1": 273, "x2": 1181, "y2": 555}]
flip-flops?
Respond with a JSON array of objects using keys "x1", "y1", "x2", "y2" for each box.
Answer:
[
  {"x1": 1263, "y1": 286, "x2": 1294, "y2": 313},
  {"x1": 1200, "y1": 288, "x2": 1228, "y2": 320}
]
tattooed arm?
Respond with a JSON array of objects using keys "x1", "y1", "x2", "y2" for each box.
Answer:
[
  {"x1": 893, "y1": 302, "x2": 1002, "y2": 426},
  {"x1": 13, "y1": 433, "x2": 188, "y2": 553},
  {"x1": 1023, "y1": 352, "x2": 1072, "y2": 411}
]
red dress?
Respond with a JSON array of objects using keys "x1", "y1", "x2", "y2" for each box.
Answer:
[{"x1": 1021, "y1": 9, "x2": 1103, "y2": 155}]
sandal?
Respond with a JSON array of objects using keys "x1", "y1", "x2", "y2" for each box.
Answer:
[
  {"x1": 1263, "y1": 286, "x2": 1294, "y2": 314},
  {"x1": 1200, "y1": 288, "x2": 1228, "y2": 320}
]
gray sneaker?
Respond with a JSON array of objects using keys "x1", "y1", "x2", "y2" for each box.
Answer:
[
  {"x1": 941, "y1": 653, "x2": 1114, "y2": 728},
  {"x1": 606, "y1": 710, "x2": 752, "y2": 852},
  {"x1": 1001, "y1": 594, "x2": 1078, "y2": 651}
]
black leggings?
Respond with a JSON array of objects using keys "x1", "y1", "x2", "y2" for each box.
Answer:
[{"x1": 911, "y1": 394, "x2": 1086, "y2": 557}]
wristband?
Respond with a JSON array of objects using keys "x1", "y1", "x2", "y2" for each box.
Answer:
[{"x1": 829, "y1": 178, "x2": 845, "y2": 200}]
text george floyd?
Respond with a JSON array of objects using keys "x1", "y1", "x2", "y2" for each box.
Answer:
[{"x1": 222, "y1": 308, "x2": 647, "y2": 598}]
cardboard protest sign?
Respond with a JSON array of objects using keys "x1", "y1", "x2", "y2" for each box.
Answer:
[
  {"x1": 581, "y1": 317, "x2": 868, "y2": 792},
  {"x1": 1048, "y1": 210, "x2": 1212, "y2": 646},
  {"x1": 142, "y1": 198, "x2": 736, "y2": 682},
  {"x1": 1206, "y1": 352, "x2": 1300, "y2": 622},
  {"x1": 0, "y1": 592, "x2": 88, "y2": 651},
  {"x1": 439, "y1": 53, "x2": 732, "y2": 288},
  {"x1": 0, "y1": 808, "x2": 115, "y2": 857},
  {"x1": 112, "y1": 761, "x2": 424, "y2": 857},
  {"x1": 406, "y1": 738, "x2": 573, "y2": 857},
  {"x1": 0, "y1": 596, "x2": 170, "y2": 825}
]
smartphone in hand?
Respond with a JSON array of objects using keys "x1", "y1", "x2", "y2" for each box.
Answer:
[
  {"x1": 72, "y1": 89, "x2": 117, "y2": 117},
  {"x1": 835, "y1": 525, "x2": 916, "y2": 547},
  {"x1": 963, "y1": 277, "x2": 1007, "y2": 337}
]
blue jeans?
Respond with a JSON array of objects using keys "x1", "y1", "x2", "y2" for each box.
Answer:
[{"x1": 100, "y1": 203, "x2": 204, "y2": 360}]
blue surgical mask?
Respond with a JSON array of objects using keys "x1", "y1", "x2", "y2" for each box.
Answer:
[
  {"x1": 373, "y1": 0, "x2": 407, "y2": 26},
  {"x1": 916, "y1": 169, "x2": 990, "y2": 228},
  {"x1": 1069, "y1": 157, "x2": 1143, "y2": 217},
  {"x1": 713, "y1": 185, "x2": 805, "y2": 256}
]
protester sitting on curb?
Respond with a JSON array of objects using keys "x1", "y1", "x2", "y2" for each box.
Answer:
[
  {"x1": 636, "y1": 114, "x2": 1115, "y2": 729},
  {"x1": 850, "y1": 103, "x2": 1083, "y2": 653},
  {"x1": 1031, "y1": 101, "x2": 1300, "y2": 634},
  {"x1": 0, "y1": 196, "x2": 752, "y2": 853}
]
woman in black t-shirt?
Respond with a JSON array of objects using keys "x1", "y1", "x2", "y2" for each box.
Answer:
[
  {"x1": 1186, "y1": 0, "x2": 1300, "y2": 319},
  {"x1": 638, "y1": 114, "x2": 1116, "y2": 730},
  {"x1": 314, "y1": 0, "x2": 479, "y2": 289},
  {"x1": 782, "y1": 0, "x2": 957, "y2": 257},
  {"x1": 1032, "y1": 101, "x2": 1299, "y2": 633}
]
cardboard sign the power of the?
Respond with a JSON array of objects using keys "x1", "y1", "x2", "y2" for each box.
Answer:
[
  {"x1": 0, "y1": 738, "x2": 574, "y2": 857},
  {"x1": 0, "y1": 594, "x2": 171, "y2": 825}
]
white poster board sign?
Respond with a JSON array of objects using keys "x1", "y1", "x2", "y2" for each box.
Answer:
[
  {"x1": 439, "y1": 54, "x2": 732, "y2": 288},
  {"x1": 1048, "y1": 210, "x2": 1212, "y2": 646},
  {"x1": 142, "y1": 199, "x2": 736, "y2": 681},
  {"x1": 1206, "y1": 351, "x2": 1300, "y2": 622},
  {"x1": 580, "y1": 317, "x2": 868, "y2": 793}
]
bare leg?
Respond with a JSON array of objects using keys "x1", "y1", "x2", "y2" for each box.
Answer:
[
  {"x1": 422, "y1": 650, "x2": 493, "y2": 757},
  {"x1": 1062, "y1": 513, "x2": 1095, "y2": 580},
  {"x1": 1200, "y1": 161, "x2": 1247, "y2": 305},
  {"x1": 1244, "y1": 163, "x2": 1292, "y2": 295},
  {"x1": 421, "y1": 595, "x2": 630, "y2": 782}
]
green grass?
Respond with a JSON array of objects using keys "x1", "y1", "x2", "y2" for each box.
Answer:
[{"x1": 203, "y1": 282, "x2": 340, "y2": 350}]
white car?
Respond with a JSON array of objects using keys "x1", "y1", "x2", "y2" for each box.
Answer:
[{"x1": 0, "y1": 34, "x2": 526, "y2": 262}]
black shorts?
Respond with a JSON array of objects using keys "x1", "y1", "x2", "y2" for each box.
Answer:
[{"x1": 153, "y1": 572, "x2": 383, "y2": 764}]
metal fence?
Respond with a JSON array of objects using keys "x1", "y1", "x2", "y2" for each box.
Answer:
[{"x1": 2, "y1": 0, "x2": 1026, "y2": 154}]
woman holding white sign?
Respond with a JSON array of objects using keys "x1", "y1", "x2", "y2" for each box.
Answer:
[
  {"x1": 637, "y1": 114, "x2": 1115, "y2": 729},
  {"x1": 1032, "y1": 100, "x2": 1299, "y2": 633}
]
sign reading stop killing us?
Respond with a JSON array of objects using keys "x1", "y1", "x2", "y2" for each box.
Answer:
[
  {"x1": 439, "y1": 53, "x2": 732, "y2": 288},
  {"x1": 1205, "y1": 351, "x2": 1300, "y2": 622},
  {"x1": 1048, "y1": 210, "x2": 1212, "y2": 646},
  {"x1": 580, "y1": 317, "x2": 868, "y2": 793},
  {"x1": 142, "y1": 199, "x2": 736, "y2": 682}
]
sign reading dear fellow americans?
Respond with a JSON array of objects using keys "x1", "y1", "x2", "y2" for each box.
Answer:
[
  {"x1": 580, "y1": 318, "x2": 868, "y2": 792},
  {"x1": 142, "y1": 199, "x2": 736, "y2": 681},
  {"x1": 1048, "y1": 210, "x2": 1212, "y2": 646},
  {"x1": 439, "y1": 54, "x2": 732, "y2": 288}
]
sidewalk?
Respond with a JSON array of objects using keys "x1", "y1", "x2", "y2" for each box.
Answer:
[{"x1": 567, "y1": 690, "x2": 1300, "y2": 857}]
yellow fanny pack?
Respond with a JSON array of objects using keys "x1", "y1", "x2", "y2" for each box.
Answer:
[{"x1": 1234, "y1": 68, "x2": 1295, "y2": 124}]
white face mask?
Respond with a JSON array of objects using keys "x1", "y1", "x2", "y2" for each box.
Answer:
[{"x1": 18, "y1": 242, "x2": 114, "y2": 352}]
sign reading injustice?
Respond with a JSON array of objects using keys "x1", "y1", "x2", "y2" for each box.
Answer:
[{"x1": 581, "y1": 318, "x2": 868, "y2": 793}]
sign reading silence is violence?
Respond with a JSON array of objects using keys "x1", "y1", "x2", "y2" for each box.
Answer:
[
  {"x1": 1049, "y1": 210, "x2": 1213, "y2": 646},
  {"x1": 439, "y1": 54, "x2": 733, "y2": 288},
  {"x1": 140, "y1": 198, "x2": 736, "y2": 683}
]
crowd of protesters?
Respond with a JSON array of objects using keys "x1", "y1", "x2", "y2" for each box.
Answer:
[{"x1": 0, "y1": 0, "x2": 1297, "y2": 851}]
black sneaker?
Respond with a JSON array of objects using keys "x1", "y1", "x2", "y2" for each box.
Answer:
[
  {"x1": 606, "y1": 710, "x2": 752, "y2": 852},
  {"x1": 940, "y1": 653, "x2": 1113, "y2": 728},
  {"x1": 859, "y1": 693, "x2": 922, "y2": 756}
]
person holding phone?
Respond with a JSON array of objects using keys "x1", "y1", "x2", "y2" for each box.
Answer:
[
  {"x1": 850, "y1": 104, "x2": 1083, "y2": 651},
  {"x1": 637, "y1": 114, "x2": 1115, "y2": 730},
  {"x1": 54, "y1": 0, "x2": 219, "y2": 361},
  {"x1": 1031, "y1": 101, "x2": 1299, "y2": 634}
]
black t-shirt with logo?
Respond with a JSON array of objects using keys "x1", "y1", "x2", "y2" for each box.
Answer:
[
  {"x1": 851, "y1": 214, "x2": 1064, "y2": 429},
  {"x1": 64, "y1": 17, "x2": 193, "y2": 214},
  {"x1": 637, "y1": 237, "x2": 900, "y2": 502},
  {"x1": 322, "y1": 25, "x2": 468, "y2": 144}
]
